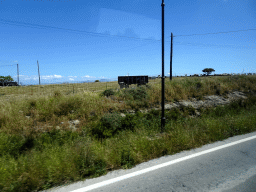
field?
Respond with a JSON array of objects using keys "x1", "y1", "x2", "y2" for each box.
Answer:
[{"x1": 0, "y1": 75, "x2": 256, "y2": 191}]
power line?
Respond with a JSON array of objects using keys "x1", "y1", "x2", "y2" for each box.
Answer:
[
  {"x1": 0, "y1": 64, "x2": 17, "y2": 67},
  {"x1": 1, "y1": 19, "x2": 255, "y2": 49},
  {"x1": 174, "y1": 29, "x2": 256, "y2": 37},
  {"x1": 174, "y1": 41, "x2": 255, "y2": 49},
  {"x1": 0, "y1": 18, "x2": 160, "y2": 42}
]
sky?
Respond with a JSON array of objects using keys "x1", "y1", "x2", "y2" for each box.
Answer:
[{"x1": 0, "y1": 0, "x2": 255, "y2": 85}]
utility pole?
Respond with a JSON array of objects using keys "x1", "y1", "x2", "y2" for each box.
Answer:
[
  {"x1": 161, "y1": 0, "x2": 165, "y2": 132},
  {"x1": 170, "y1": 33, "x2": 173, "y2": 80},
  {"x1": 17, "y1": 63, "x2": 19, "y2": 85},
  {"x1": 37, "y1": 60, "x2": 41, "y2": 85}
]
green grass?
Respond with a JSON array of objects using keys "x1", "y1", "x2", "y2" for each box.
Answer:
[{"x1": 0, "y1": 75, "x2": 256, "y2": 191}]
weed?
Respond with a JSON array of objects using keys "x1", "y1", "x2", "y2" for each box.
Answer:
[
  {"x1": 212, "y1": 105, "x2": 226, "y2": 117},
  {"x1": 54, "y1": 90, "x2": 62, "y2": 98},
  {"x1": 166, "y1": 108, "x2": 181, "y2": 121},
  {"x1": 121, "y1": 148, "x2": 135, "y2": 169}
]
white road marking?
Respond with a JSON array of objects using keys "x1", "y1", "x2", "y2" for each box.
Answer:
[{"x1": 71, "y1": 134, "x2": 256, "y2": 192}]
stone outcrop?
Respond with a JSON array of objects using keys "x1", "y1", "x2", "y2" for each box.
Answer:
[
  {"x1": 28, "y1": 90, "x2": 255, "y2": 132},
  {"x1": 165, "y1": 91, "x2": 248, "y2": 110},
  {"x1": 126, "y1": 90, "x2": 255, "y2": 117}
]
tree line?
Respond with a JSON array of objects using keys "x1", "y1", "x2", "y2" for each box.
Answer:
[{"x1": 0, "y1": 75, "x2": 14, "y2": 82}]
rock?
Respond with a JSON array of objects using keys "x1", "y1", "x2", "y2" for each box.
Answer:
[
  {"x1": 227, "y1": 91, "x2": 247, "y2": 101},
  {"x1": 69, "y1": 119, "x2": 80, "y2": 125},
  {"x1": 127, "y1": 110, "x2": 136, "y2": 114},
  {"x1": 68, "y1": 119, "x2": 80, "y2": 131},
  {"x1": 120, "y1": 113, "x2": 126, "y2": 117},
  {"x1": 163, "y1": 90, "x2": 250, "y2": 111},
  {"x1": 124, "y1": 90, "x2": 254, "y2": 118},
  {"x1": 201, "y1": 95, "x2": 230, "y2": 107},
  {"x1": 139, "y1": 109, "x2": 149, "y2": 113}
]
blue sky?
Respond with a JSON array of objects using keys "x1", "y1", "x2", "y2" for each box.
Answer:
[{"x1": 0, "y1": 0, "x2": 255, "y2": 85}]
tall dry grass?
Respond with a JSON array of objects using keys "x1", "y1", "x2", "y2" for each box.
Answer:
[{"x1": 0, "y1": 75, "x2": 256, "y2": 191}]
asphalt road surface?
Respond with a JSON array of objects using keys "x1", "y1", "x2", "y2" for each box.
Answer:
[{"x1": 44, "y1": 131, "x2": 256, "y2": 192}]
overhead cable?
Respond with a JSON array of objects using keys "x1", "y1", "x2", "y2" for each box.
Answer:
[
  {"x1": 0, "y1": 19, "x2": 160, "y2": 42},
  {"x1": 174, "y1": 29, "x2": 256, "y2": 37}
]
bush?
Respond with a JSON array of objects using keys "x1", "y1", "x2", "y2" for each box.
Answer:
[
  {"x1": 120, "y1": 113, "x2": 137, "y2": 131},
  {"x1": 101, "y1": 89, "x2": 115, "y2": 97},
  {"x1": 95, "y1": 80, "x2": 100, "y2": 82},
  {"x1": 121, "y1": 148, "x2": 135, "y2": 169},
  {"x1": 35, "y1": 129, "x2": 80, "y2": 151},
  {"x1": 212, "y1": 105, "x2": 226, "y2": 117},
  {"x1": 166, "y1": 108, "x2": 181, "y2": 121},
  {"x1": 0, "y1": 133, "x2": 34, "y2": 158},
  {"x1": 121, "y1": 86, "x2": 150, "y2": 109},
  {"x1": 91, "y1": 113, "x2": 122, "y2": 140},
  {"x1": 122, "y1": 86, "x2": 148, "y2": 101},
  {"x1": 53, "y1": 96, "x2": 82, "y2": 117}
]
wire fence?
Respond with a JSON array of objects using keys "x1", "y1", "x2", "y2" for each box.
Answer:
[{"x1": 1, "y1": 72, "x2": 256, "y2": 103}]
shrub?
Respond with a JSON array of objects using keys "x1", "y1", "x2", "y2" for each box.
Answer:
[
  {"x1": 101, "y1": 89, "x2": 115, "y2": 97},
  {"x1": 0, "y1": 113, "x2": 7, "y2": 128},
  {"x1": 120, "y1": 113, "x2": 137, "y2": 131},
  {"x1": 145, "y1": 109, "x2": 161, "y2": 120},
  {"x1": 123, "y1": 86, "x2": 149, "y2": 101},
  {"x1": 54, "y1": 90, "x2": 62, "y2": 98},
  {"x1": 35, "y1": 129, "x2": 80, "y2": 151},
  {"x1": 91, "y1": 113, "x2": 122, "y2": 140},
  {"x1": 54, "y1": 97, "x2": 82, "y2": 117},
  {"x1": 212, "y1": 105, "x2": 226, "y2": 117},
  {"x1": 166, "y1": 108, "x2": 181, "y2": 121},
  {"x1": 121, "y1": 86, "x2": 150, "y2": 109},
  {"x1": 178, "y1": 105, "x2": 196, "y2": 117},
  {"x1": 0, "y1": 133, "x2": 34, "y2": 158},
  {"x1": 195, "y1": 82, "x2": 202, "y2": 89},
  {"x1": 95, "y1": 80, "x2": 100, "y2": 82},
  {"x1": 120, "y1": 148, "x2": 135, "y2": 169}
]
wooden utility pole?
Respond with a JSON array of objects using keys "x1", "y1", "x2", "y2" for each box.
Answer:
[
  {"x1": 37, "y1": 60, "x2": 41, "y2": 85},
  {"x1": 170, "y1": 33, "x2": 173, "y2": 80},
  {"x1": 161, "y1": 0, "x2": 165, "y2": 132},
  {"x1": 17, "y1": 64, "x2": 19, "y2": 85}
]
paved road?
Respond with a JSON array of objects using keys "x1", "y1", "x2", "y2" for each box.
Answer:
[{"x1": 44, "y1": 132, "x2": 256, "y2": 192}]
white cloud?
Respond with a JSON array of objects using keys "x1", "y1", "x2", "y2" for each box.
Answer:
[
  {"x1": 41, "y1": 75, "x2": 63, "y2": 80},
  {"x1": 69, "y1": 78, "x2": 75, "y2": 81},
  {"x1": 83, "y1": 75, "x2": 95, "y2": 78},
  {"x1": 54, "y1": 75, "x2": 62, "y2": 78},
  {"x1": 25, "y1": 76, "x2": 37, "y2": 81},
  {"x1": 68, "y1": 76, "x2": 77, "y2": 78}
]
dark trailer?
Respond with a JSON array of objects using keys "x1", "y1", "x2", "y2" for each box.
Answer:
[
  {"x1": 0, "y1": 81, "x2": 19, "y2": 86},
  {"x1": 118, "y1": 75, "x2": 148, "y2": 88}
]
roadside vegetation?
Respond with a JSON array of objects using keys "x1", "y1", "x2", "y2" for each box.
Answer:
[{"x1": 0, "y1": 75, "x2": 256, "y2": 191}]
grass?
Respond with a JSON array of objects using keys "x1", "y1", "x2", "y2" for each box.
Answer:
[{"x1": 0, "y1": 75, "x2": 256, "y2": 191}]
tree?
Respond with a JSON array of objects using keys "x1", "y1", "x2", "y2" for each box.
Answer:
[
  {"x1": 202, "y1": 68, "x2": 215, "y2": 76},
  {"x1": 0, "y1": 75, "x2": 14, "y2": 82}
]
